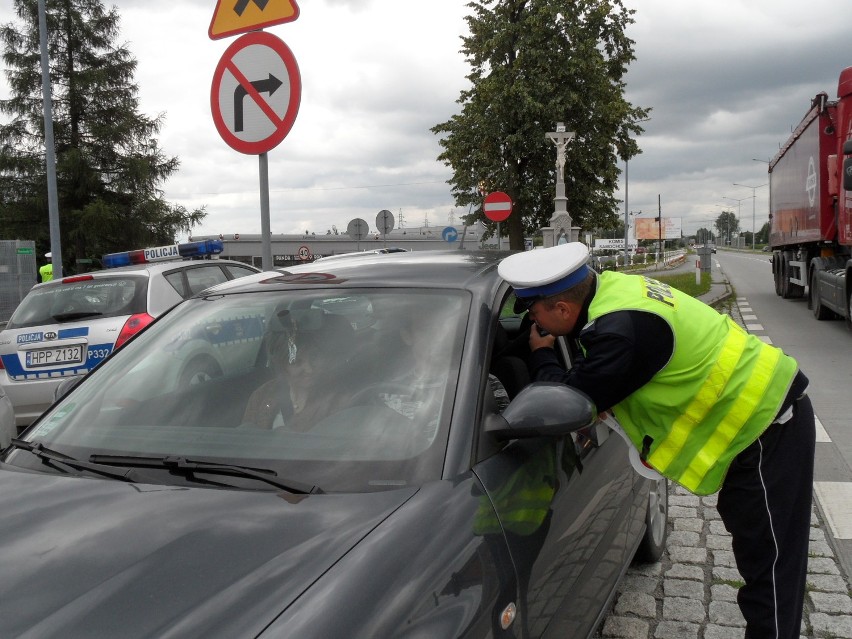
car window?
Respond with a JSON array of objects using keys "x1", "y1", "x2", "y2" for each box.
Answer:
[
  {"x1": 223, "y1": 264, "x2": 259, "y2": 279},
  {"x1": 163, "y1": 271, "x2": 188, "y2": 298},
  {"x1": 5, "y1": 277, "x2": 146, "y2": 329},
  {"x1": 24, "y1": 289, "x2": 470, "y2": 492},
  {"x1": 184, "y1": 265, "x2": 229, "y2": 295}
]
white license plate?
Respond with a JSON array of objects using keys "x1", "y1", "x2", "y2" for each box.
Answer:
[{"x1": 26, "y1": 345, "x2": 85, "y2": 368}]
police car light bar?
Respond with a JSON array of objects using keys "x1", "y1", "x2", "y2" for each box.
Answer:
[{"x1": 102, "y1": 240, "x2": 224, "y2": 269}]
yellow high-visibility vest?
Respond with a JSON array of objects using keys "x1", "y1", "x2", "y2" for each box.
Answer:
[
  {"x1": 39, "y1": 263, "x2": 53, "y2": 282},
  {"x1": 588, "y1": 272, "x2": 797, "y2": 495}
]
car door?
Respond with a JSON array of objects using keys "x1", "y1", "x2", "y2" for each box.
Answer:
[{"x1": 473, "y1": 295, "x2": 635, "y2": 638}]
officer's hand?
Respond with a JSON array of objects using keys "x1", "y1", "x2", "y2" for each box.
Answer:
[{"x1": 529, "y1": 324, "x2": 556, "y2": 351}]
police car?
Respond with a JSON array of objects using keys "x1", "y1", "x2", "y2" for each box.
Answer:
[
  {"x1": 0, "y1": 240, "x2": 259, "y2": 430},
  {"x1": 0, "y1": 385, "x2": 12, "y2": 448}
]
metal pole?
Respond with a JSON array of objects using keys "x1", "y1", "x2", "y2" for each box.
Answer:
[
  {"x1": 623, "y1": 159, "x2": 629, "y2": 268},
  {"x1": 259, "y1": 152, "x2": 272, "y2": 271},
  {"x1": 38, "y1": 0, "x2": 62, "y2": 279}
]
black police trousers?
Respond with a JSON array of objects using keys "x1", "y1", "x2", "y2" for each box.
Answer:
[{"x1": 716, "y1": 394, "x2": 815, "y2": 639}]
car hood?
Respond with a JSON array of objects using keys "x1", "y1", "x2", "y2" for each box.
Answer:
[{"x1": 0, "y1": 466, "x2": 417, "y2": 638}]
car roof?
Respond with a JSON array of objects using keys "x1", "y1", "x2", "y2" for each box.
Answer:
[
  {"x1": 35, "y1": 258, "x2": 255, "y2": 284},
  {"x1": 312, "y1": 248, "x2": 409, "y2": 263},
  {"x1": 207, "y1": 250, "x2": 514, "y2": 299}
]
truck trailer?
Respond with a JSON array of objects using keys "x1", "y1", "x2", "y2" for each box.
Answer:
[{"x1": 769, "y1": 66, "x2": 852, "y2": 325}]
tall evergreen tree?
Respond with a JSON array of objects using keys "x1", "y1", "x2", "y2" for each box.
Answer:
[
  {"x1": 432, "y1": 0, "x2": 648, "y2": 249},
  {"x1": 0, "y1": 0, "x2": 205, "y2": 266}
]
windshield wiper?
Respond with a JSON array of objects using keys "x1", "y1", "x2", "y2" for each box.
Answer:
[
  {"x1": 88, "y1": 454, "x2": 319, "y2": 494},
  {"x1": 7, "y1": 439, "x2": 136, "y2": 482}
]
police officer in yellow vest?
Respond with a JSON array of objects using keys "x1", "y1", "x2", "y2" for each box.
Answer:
[
  {"x1": 499, "y1": 242, "x2": 814, "y2": 639},
  {"x1": 38, "y1": 252, "x2": 54, "y2": 283}
]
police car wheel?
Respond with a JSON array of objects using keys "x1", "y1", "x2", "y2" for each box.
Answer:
[
  {"x1": 634, "y1": 476, "x2": 668, "y2": 563},
  {"x1": 179, "y1": 355, "x2": 223, "y2": 387}
]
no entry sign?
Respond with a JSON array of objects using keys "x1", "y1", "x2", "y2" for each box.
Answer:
[
  {"x1": 483, "y1": 191, "x2": 513, "y2": 222},
  {"x1": 210, "y1": 31, "x2": 301, "y2": 155}
]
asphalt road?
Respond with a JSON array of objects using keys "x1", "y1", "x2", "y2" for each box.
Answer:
[{"x1": 713, "y1": 250, "x2": 852, "y2": 577}]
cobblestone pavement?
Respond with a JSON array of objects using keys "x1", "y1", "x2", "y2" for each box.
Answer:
[
  {"x1": 594, "y1": 282, "x2": 852, "y2": 639},
  {"x1": 595, "y1": 488, "x2": 852, "y2": 639}
]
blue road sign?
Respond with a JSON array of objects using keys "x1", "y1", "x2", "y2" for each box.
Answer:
[{"x1": 442, "y1": 227, "x2": 459, "y2": 243}]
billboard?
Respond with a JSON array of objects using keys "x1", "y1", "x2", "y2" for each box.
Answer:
[{"x1": 634, "y1": 217, "x2": 682, "y2": 240}]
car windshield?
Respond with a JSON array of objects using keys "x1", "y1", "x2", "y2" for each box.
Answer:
[
  {"x1": 17, "y1": 288, "x2": 469, "y2": 492},
  {"x1": 6, "y1": 276, "x2": 147, "y2": 329}
]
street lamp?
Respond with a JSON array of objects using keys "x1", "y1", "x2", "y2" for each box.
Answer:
[
  {"x1": 733, "y1": 182, "x2": 768, "y2": 250},
  {"x1": 722, "y1": 196, "x2": 753, "y2": 248},
  {"x1": 621, "y1": 118, "x2": 651, "y2": 268}
]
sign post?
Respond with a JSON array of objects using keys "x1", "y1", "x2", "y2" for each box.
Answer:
[
  {"x1": 347, "y1": 218, "x2": 369, "y2": 252},
  {"x1": 483, "y1": 191, "x2": 513, "y2": 250},
  {"x1": 210, "y1": 31, "x2": 301, "y2": 271},
  {"x1": 376, "y1": 209, "x2": 394, "y2": 247}
]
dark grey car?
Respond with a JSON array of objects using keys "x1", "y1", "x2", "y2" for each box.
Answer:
[{"x1": 0, "y1": 250, "x2": 667, "y2": 638}]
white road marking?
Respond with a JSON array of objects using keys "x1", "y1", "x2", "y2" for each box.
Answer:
[
  {"x1": 815, "y1": 416, "x2": 831, "y2": 443},
  {"x1": 735, "y1": 299, "x2": 849, "y2": 543},
  {"x1": 813, "y1": 482, "x2": 852, "y2": 540}
]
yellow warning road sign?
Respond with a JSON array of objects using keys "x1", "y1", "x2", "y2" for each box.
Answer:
[{"x1": 208, "y1": 0, "x2": 300, "y2": 41}]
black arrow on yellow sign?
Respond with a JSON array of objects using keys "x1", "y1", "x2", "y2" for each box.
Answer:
[
  {"x1": 234, "y1": 73, "x2": 284, "y2": 132},
  {"x1": 234, "y1": 0, "x2": 269, "y2": 17},
  {"x1": 209, "y1": 0, "x2": 299, "y2": 40}
]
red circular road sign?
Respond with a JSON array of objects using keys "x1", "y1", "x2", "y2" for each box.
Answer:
[
  {"x1": 483, "y1": 191, "x2": 513, "y2": 222},
  {"x1": 210, "y1": 31, "x2": 301, "y2": 155}
]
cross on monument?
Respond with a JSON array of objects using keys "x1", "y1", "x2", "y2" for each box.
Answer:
[{"x1": 546, "y1": 122, "x2": 575, "y2": 219}]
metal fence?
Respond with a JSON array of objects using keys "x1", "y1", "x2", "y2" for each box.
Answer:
[{"x1": 0, "y1": 240, "x2": 37, "y2": 324}]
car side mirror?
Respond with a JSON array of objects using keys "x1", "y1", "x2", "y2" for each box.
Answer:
[{"x1": 485, "y1": 382, "x2": 597, "y2": 440}]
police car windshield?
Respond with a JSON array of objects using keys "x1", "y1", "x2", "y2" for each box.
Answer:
[
  {"x1": 6, "y1": 277, "x2": 146, "y2": 330},
  {"x1": 16, "y1": 288, "x2": 469, "y2": 493}
]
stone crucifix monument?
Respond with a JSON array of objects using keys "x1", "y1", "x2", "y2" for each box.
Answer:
[{"x1": 541, "y1": 122, "x2": 581, "y2": 247}]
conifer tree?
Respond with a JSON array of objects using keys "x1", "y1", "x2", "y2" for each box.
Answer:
[
  {"x1": 0, "y1": 0, "x2": 205, "y2": 265},
  {"x1": 432, "y1": 0, "x2": 649, "y2": 249}
]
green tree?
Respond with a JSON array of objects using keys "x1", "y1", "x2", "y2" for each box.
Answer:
[
  {"x1": 715, "y1": 210, "x2": 739, "y2": 245},
  {"x1": 431, "y1": 0, "x2": 648, "y2": 250},
  {"x1": 695, "y1": 226, "x2": 715, "y2": 245},
  {"x1": 758, "y1": 221, "x2": 770, "y2": 245},
  {"x1": 0, "y1": 0, "x2": 205, "y2": 267}
]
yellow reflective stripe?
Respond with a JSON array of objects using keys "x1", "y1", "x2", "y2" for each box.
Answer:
[
  {"x1": 679, "y1": 345, "x2": 781, "y2": 491},
  {"x1": 649, "y1": 324, "x2": 747, "y2": 472}
]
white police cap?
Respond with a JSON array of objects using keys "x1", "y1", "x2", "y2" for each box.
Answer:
[
  {"x1": 45, "y1": 252, "x2": 52, "y2": 259},
  {"x1": 498, "y1": 242, "x2": 591, "y2": 311}
]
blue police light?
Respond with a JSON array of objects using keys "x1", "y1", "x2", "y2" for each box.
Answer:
[{"x1": 102, "y1": 240, "x2": 224, "y2": 269}]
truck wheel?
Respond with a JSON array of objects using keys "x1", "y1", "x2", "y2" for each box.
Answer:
[
  {"x1": 773, "y1": 255, "x2": 783, "y2": 296},
  {"x1": 847, "y1": 288, "x2": 852, "y2": 329},
  {"x1": 811, "y1": 272, "x2": 830, "y2": 319}
]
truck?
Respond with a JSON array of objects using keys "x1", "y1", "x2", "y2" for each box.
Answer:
[{"x1": 769, "y1": 66, "x2": 852, "y2": 325}]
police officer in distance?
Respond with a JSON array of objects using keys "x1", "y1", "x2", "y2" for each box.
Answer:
[
  {"x1": 37, "y1": 252, "x2": 53, "y2": 283},
  {"x1": 498, "y1": 242, "x2": 814, "y2": 639}
]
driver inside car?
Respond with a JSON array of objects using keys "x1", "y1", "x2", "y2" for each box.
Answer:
[{"x1": 241, "y1": 325, "x2": 347, "y2": 432}]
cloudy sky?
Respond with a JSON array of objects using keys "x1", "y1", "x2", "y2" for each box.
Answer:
[{"x1": 4, "y1": 0, "x2": 852, "y2": 241}]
